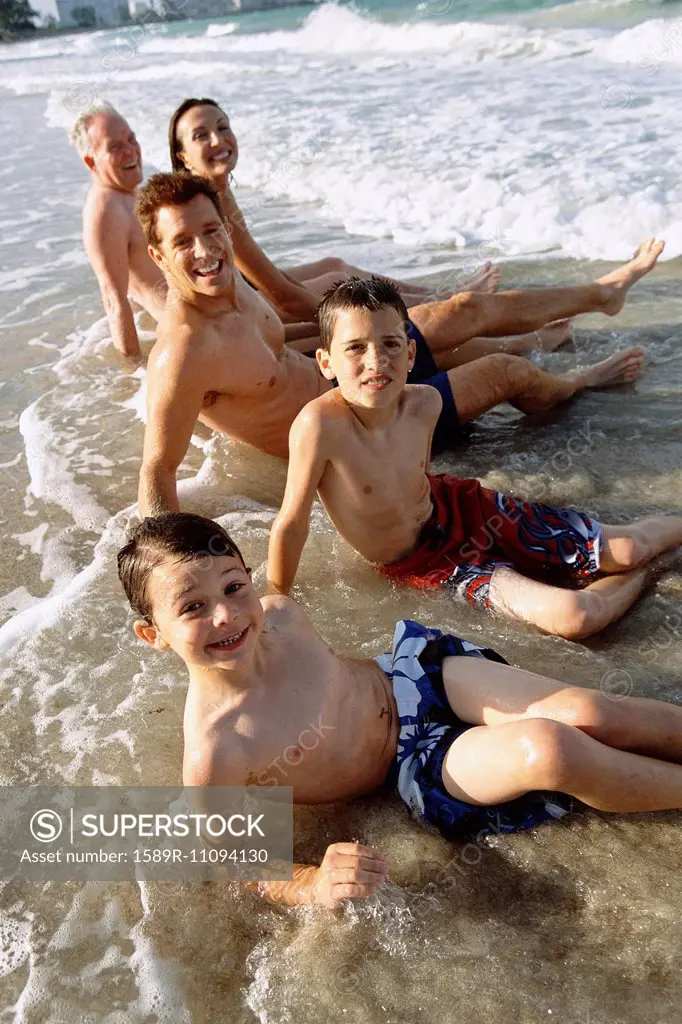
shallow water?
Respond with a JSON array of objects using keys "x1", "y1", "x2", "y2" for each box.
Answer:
[{"x1": 1, "y1": 0, "x2": 682, "y2": 1020}]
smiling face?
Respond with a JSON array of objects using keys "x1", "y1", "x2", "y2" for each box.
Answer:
[
  {"x1": 317, "y1": 305, "x2": 416, "y2": 408},
  {"x1": 149, "y1": 192, "x2": 234, "y2": 297},
  {"x1": 84, "y1": 112, "x2": 142, "y2": 192},
  {"x1": 175, "y1": 104, "x2": 238, "y2": 184},
  {"x1": 136, "y1": 553, "x2": 264, "y2": 673}
]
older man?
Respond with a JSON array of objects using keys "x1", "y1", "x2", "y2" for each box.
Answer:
[
  {"x1": 134, "y1": 172, "x2": 659, "y2": 517},
  {"x1": 71, "y1": 102, "x2": 166, "y2": 358}
]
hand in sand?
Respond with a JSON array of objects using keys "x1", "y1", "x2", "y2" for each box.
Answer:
[{"x1": 312, "y1": 842, "x2": 389, "y2": 906}]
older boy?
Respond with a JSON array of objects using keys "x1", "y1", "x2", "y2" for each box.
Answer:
[
  {"x1": 119, "y1": 513, "x2": 682, "y2": 907},
  {"x1": 267, "y1": 277, "x2": 682, "y2": 641}
]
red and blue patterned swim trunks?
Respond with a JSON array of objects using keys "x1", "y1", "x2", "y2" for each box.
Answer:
[{"x1": 379, "y1": 474, "x2": 603, "y2": 610}]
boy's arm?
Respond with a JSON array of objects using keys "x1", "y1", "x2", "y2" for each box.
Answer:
[
  {"x1": 84, "y1": 203, "x2": 141, "y2": 358},
  {"x1": 267, "y1": 406, "x2": 328, "y2": 595},
  {"x1": 184, "y1": 732, "x2": 387, "y2": 907},
  {"x1": 222, "y1": 191, "x2": 318, "y2": 322},
  {"x1": 255, "y1": 843, "x2": 388, "y2": 907},
  {"x1": 138, "y1": 334, "x2": 209, "y2": 516},
  {"x1": 420, "y1": 384, "x2": 442, "y2": 472}
]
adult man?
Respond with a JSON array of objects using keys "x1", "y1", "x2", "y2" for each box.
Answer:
[
  {"x1": 135, "y1": 172, "x2": 661, "y2": 518},
  {"x1": 71, "y1": 102, "x2": 166, "y2": 358}
]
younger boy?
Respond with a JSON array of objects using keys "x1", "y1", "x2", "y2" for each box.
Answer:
[
  {"x1": 119, "y1": 513, "x2": 682, "y2": 907},
  {"x1": 267, "y1": 277, "x2": 682, "y2": 640}
]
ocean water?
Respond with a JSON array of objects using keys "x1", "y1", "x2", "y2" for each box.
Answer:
[{"x1": 1, "y1": 0, "x2": 682, "y2": 1020}]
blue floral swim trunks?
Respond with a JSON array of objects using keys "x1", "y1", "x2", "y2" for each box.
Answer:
[{"x1": 375, "y1": 619, "x2": 573, "y2": 840}]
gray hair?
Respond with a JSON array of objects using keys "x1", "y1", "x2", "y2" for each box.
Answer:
[{"x1": 69, "y1": 101, "x2": 121, "y2": 157}]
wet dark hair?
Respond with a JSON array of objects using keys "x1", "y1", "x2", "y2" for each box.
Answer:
[
  {"x1": 169, "y1": 97, "x2": 223, "y2": 173},
  {"x1": 316, "y1": 275, "x2": 410, "y2": 351},
  {"x1": 117, "y1": 513, "x2": 247, "y2": 623},
  {"x1": 136, "y1": 171, "x2": 223, "y2": 247}
]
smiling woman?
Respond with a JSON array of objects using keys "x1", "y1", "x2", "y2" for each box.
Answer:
[{"x1": 166, "y1": 96, "x2": 435, "y2": 317}]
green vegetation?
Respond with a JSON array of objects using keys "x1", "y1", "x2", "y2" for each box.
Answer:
[{"x1": 0, "y1": 0, "x2": 39, "y2": 35}]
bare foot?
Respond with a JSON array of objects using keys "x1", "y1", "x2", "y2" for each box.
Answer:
[
  {"x1": 564, "y1": 346, "x2": 645, "y2": 389},
  {"x1": 461, "y1": 262, "x2": 501, "y2": 294},
  {"x1": 598, "y1": 238, "x2": 665, "y2": 316},
  {"x1": 534, "y1": 318, "x2": 573, "y2": 352}
]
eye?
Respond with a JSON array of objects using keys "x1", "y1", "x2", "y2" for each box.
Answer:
[
  {"x1": 225, "y1": 582, "x2": 245, "y2": 595},
  {"x1": 346, "y1": 343, "x2": 363, "y2": 353},
  {"x1": 193, "y1": 130, "x2": 208, "y2": 141},
  {"x1": 181, "y1": 601, "x2": 203, "y2": 615}
]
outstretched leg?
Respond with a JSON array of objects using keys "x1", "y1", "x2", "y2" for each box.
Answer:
[
  {"x1": 434, "y1": 320, "x2": 572, "y2": 369},
  {"x1": 441, "y1": 655, "x2": 682, "y2": 762},
  {"x1": 284, "y1": 256, "x2": 431, "y2": 305},
  {"x1": 447, "y1": 349, "x2": 644, "y2": 424},
  {"x1": 488, "y1": 565, "x2": 650, "y2": 641},
  {"x1": 440, "y1": 717, "x2": 682, "y2": 813},
  {"x1": 286, "y1": 258, "x2": 500, "y2": 303},
  {"x1": 410, "y1": 238, "x2": 664, "y2": 355}
]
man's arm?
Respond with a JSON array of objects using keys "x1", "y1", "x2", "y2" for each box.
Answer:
[
  {"x1": 222, "y1": 191, "x2": 319, "y2": 322},
  {"x1": 84, "y1": 202, "x2": 141, "y2": 358},
  {"x1": 267, "y1": 406, "x2": 328, "y2": 594},
  {"x1": 138, "y1": 337, "x2": 208, "y2": 516}
]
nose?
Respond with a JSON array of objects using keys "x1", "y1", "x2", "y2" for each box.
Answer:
[
  {"x1": 363, "y1": 344, "x2": 383, "y2": 372},
  {"x1": 192, "y1": 235, "x2": 212, "y2": 259},
  {"x1": 212, "y1": 600, "x2": 233, "y2": 628},
  {"x1": 210, "y1": 131, "x2": 221, "y2": 147}
]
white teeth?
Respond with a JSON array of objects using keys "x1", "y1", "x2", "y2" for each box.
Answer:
[
  {"x1": 196, "y1": 260, "x2": 220, "y2": 275},
  {"x1": 211, "y1": 628, "x2": 246, "y2": 648}
]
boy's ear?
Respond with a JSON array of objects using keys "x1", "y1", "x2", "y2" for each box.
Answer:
[
  {"x1": 316, "y1": 347, "x2": 336, "y2": 381},
  {"x1": 133, "y1": 620, "x2": 170, "y2": 651}
]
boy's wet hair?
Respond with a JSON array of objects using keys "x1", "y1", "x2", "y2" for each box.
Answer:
[
  {"x1": 117, "y1": 513, "x2": 247, "y2": 623},
  {"x1": 316, "y1": 275, "x2": 410, "y2": 350},
  {"x1": 136, "y1": 171, "x2": 223, "y2": 248}
]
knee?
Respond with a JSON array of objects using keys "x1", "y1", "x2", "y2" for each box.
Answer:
[
  {"x1": 568, "y1": 688, "x2": 640, "y2": 747},
  {"x1": 320, "y1": 256, "x2": 345, "y2": 274},
  {"x1": 613, "y1": 527, "x2": 651, "y2": 568},
  {"x1": 550, "y1": 590, "x2": 605, "y2": 642},
  {"x1": 515, "y1": 719, "x2": 581, "y2": 792},
  {"x1": 477, "y1": 353, "x2": 533, "y2": 399}
]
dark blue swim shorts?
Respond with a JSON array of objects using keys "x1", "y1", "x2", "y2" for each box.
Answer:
[{"x1": 375, "y1": 619, "x2": 574, "y2": 840}]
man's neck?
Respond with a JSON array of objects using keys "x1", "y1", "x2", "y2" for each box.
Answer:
[
  {"x1": 177, "y1": 268, "x2": 241, "y2": 319},
  {"x1": 92, "y1": 177, "x2": 136, "y2": 198}
]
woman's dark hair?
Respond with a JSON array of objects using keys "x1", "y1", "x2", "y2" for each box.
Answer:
[
  {"x1": 117, "y1": 513, "x2": 247, "y2": 622},
  {"x1": 168, "y1": 97, "x2": 223, "y2": 172}
]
